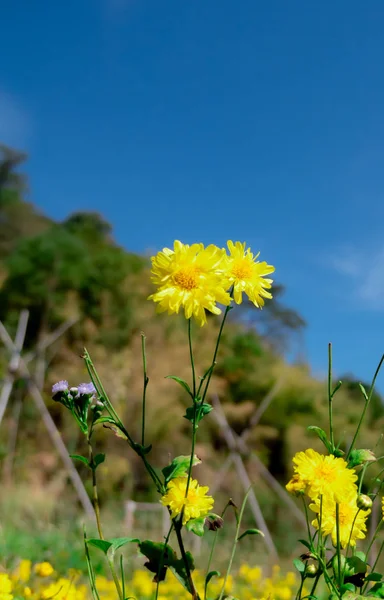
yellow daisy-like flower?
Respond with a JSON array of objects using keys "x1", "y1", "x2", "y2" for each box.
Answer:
[
  {"x1": 223, "y1": 241, "x2": 275, "y2": 307},
  {"x1": 310, "y1": 493, "x2": 370, "y2": 547},
  {"x1": 160, "y1": 476, "x2": 214, "y2": 525},
  {"x1": 292, "y1": 448, "x2": 357, "y2": 502},
  {"x1": 34, "y1": 562, "x2": 54, "y2": 577},
  {"x1": 286, "y1": 474, "x2": 306, "y2": 496},
  {"x1": 148, "y1": 241, "x2": 230, "y2": 326},
  {"x1": 0, "y1": 574, "x2": 13, "y2": 600}
]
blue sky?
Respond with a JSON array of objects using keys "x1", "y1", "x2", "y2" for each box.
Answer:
[{"x1": 1, "y1": 1, "x2": 383, "y2": 391}]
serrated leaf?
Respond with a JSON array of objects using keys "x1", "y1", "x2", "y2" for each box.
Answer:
[
  {"x1": 166, "y1": 376, "x2": 193, "y2": 398},
  {"x1": 87, "y1": 539, "x2": 112, "y2": 554},
  {"x1": 184, "y1": 403, "x2": 213, "y2": 426},
  {"x1": 69, "y1": 454, "x2": 90, "y2": 467},
  {"x1": 93, "y1": 453, "x2": 105, "y2": 468},
  {"x1": 185, "y1": 517, "x2": 205, "y2": 537},
  {"x1": 162, "y1": 455, "x2": 201, "y2": 484},
  {"x1": 237, "y1": 528, "x2": 264, "y2": 542},
  {"x1": 293, "y1": 559, "x2": 306, "y2": 573},
  {"x1": 307, "y1": 426, "x2": 331, "y2": 452}
]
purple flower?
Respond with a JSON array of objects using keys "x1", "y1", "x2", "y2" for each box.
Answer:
[
  {"x1": 77, "y1": 382, "x2": 96, "y2": 396},
  {"x1": 52, "y1": 380, "x2": 69, "y2": 394}
]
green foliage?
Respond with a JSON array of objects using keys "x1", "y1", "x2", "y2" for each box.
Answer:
[{"x1": 162, "y1": 455, "x2": 201, "y2": 484}]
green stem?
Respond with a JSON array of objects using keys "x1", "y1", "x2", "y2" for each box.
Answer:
[
  {"x1": 358, "y1": 463, "x2": 369, "y2": 494},
  {"x1": 174, "y1": 521, "x2": 199, "y2": 599},
  {"x1": 141, "y1": 333, "x2": 149, "y2": 446},
  {"x1": 343, "y1": 508, "x2": 361, "y2": 579},
  {"x1": 201, "y1": 301, "x2": 232, "y2": 404},
  {"x1": 328, "y1": 343, "x2": 335, "y2": 450},
  {"x1": 347, "y1": 354, "x2": 384, "y2": 460},
  {"x1": 335, "y1": 504, "x2": 343, "y2": 589},
  {"x1": 87, "y1": 438, "x2": 104, "y2": 540},
  {"x1": 363, "y1": 540, "x2": 384, "y2": 593},
  {"x1": 365, "y1": 520, "x2": 383, "y2": 562},
  {"x1": 217, "y1": 486, "x2": 252, "y2": 600},
  {"x1": 205, "y1": 500, "x2": 234, "y2": 585},
  {"x1": 188, "y1": 319, "x2": 196, "y2": 399},
  {"x1": 295, "y1": 574, "x2": 305, "y2": 600},
  {"x1": 308, "y1": 571, "x2": 322, "y2": 598},
  {"x1": 301, "y1": 496, "x2": 313, "y2": 544},
  {"x1": 317, "y1": 496, "x2": 323, "y2": 554},
  {"x1": 155, "y1": 523, "x2": 174, "y2": 600},
  {"x1": 107, "y1": 557, "x2": 124, "y2": 600},
  {"x1": 316, "y1": 554, "x2": 340, "y2": 598}
]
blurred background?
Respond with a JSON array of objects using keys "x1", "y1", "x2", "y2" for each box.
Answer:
[{"x1": 1, "y1": 0, "x2": 384, "y2": 575}]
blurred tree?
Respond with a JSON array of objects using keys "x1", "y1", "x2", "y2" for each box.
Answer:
[{"x1": 233, "y1": 284, "x2": 306, "y2": 354}]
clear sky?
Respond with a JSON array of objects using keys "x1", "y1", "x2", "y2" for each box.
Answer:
[{"x1": 1, "y1": 1, "x2": 383, "y2": 391}]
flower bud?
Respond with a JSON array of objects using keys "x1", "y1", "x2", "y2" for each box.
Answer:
[
  {"x1": 357, "y1": 494, "x2": 373, "y2": 510},
  {"x1": 349, "y1": 449, "x2": 376, "y2": 468},
  {"x1": 305, "y1": 564, "x2": 318, "y2": 577}
]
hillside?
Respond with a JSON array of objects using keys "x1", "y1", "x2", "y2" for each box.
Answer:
[{"x1": 0, "y1": 145, "x2": 383, "y2": 555}]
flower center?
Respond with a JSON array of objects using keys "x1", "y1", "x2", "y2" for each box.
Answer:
[
  {"x1": 315, "y1": 464, "x2": 336, "y2": 483},
  {"x1": 173, "y1": 266, "x2": 200, "y2": 290},
  {"x1": 231, "y1": 259, "x2": 253, "y2": 281}
]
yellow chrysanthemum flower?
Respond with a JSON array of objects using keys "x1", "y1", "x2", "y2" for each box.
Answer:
[
  {"x1": 148, "y1": 241, "x2": 230, "y2": 326},
  {"x1": 223, "y1": 241, "x2": 275, "y2": 307},
  {"x1": 286, "y1": 474, "x2": 306, "y2": 496},
  {"x1": 310, "y1": 493, "x2": 370, "y2": 547},
  {"x1": 0, "y1": 574, "x2": 13, "y2": 600},
  {"x1": 34, "y1": 562, "x2": 54, "y2": 577},
  {"x1": 160, "y1": 476, "x2": 214, "y2": 525},
  {"x1": 12, "y1": 559, "x2": 31, "y2": 584},
  {"x1": 292, "y1": 448, "x2": 357, "y2": 502}
]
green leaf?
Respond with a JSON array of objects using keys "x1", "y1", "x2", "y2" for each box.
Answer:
[
  {"x1": 138, "y1": 540, "x2": 194, "y2": 591},
  {"x1": 293, "y1": 559, "x2": 306, "y2": 573},
  {"x1": 365, "y1": 573, "x2": 382, "y2": 583},
  {"x1": 162, "y1": 455, "x2": 201, "y2": 484},
  {"x1": 349, "y1": 449, "x2": 376, "y2": 468},
  {"x1": 237, "y1": 528, "x2": 264, "y2": 542},
  {"x1": 367, "y1": 582, "x2": 384, "y2": 597},
  {"x1": 359, "y1": 383, "x2": 369, "y2": 401},
  {"x1": 69, "y1": 454, "x2": 90, "y2": 467},
  {"x1": 93, "y1": 416, "x2": 117, "y2": 426},
  {"x1": 332, "y1": 380, "x2": 343, "y2": 396},
  {"x1": 185, "y1": 517, "x2": 205, "y2": 537},
  {"x1": 166, "y1": 376, "x2": 193, "y2": 398},
  {"x1": 346, "y1": 556, "x2": 367, "y2": 576},
  {"x1": 139, "y1": 540, "x2": 177, "y2": 582},
  {"x1": 87, "y1": 539, "x2": 113, "y2": 554},
  {"x1": 108, "y1": 537, "x2": 140, "y2": 558},
  {"x1": 184, "y1": 403, "x2": 213, "y2": 426},
  {"x1": 169, "y1": 553, "x2": 195, "y2": 593},
  {"x1": 93, "y1": 453, "x2": 105, "y2": 468},
  {"x1": 298, "y1": 539, "x2": 312, "y2": 550},
  {"x1": 307, "y1": 426, "x2": 331, "y2": 452},
  {"x1": 341, "y1": 584, "x2": 357, "y2": 593},
  {"x1": 205, "y1": 570, "x2": 221, "y2": 597}
]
